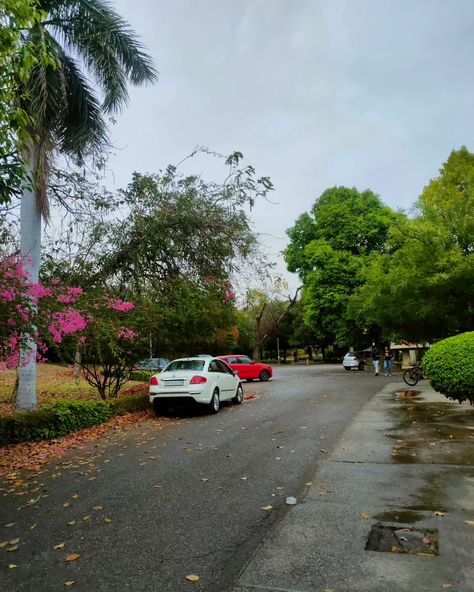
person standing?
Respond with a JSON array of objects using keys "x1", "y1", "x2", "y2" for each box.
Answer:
[
  {"x1": 384, "y1": 349, "x2": 393, "y2": 376},
  {"x1": 371, "y1": 345, "x2": 380, "y2": 376}
]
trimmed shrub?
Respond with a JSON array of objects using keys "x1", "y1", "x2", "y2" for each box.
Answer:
[
  {"x1": 108, "y1": 393, "x2": 150, "y2": 415},
  {"x1": 0, "y1": 393, "x2": 151, "y2": 446},
  {"x1": 130, "y1": 370, "x2": 155, "y2": 382},
  {"x1": 422, "y1": 332, "x2": 474, "y2": 404}
]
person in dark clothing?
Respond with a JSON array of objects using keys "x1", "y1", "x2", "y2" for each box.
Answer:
[
  {"x1": 371, "y1": 345, "x2": 380, "y2": 376},
  {"x1": 384, "y1": 349, "x2": 393, "y2": 376}
]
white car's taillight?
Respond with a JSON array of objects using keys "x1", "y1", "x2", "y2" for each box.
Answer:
[
  {"x1": 149, "y1": 376, "x2": 159, "y2": 386},
  {"x1": 190, "y1": 375, "x2": 207, "y2": 384}
]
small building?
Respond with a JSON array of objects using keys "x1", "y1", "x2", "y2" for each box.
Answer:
[{"x1": 390, "y1": 341, "x2": 430, "y2": 368}]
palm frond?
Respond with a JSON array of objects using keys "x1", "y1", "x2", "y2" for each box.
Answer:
[{"x1": 43, "y1": 0, "x2": 158, "y2": 112}]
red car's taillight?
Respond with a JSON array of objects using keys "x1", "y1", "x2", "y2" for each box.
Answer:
[
  {"x1": 190, "y1": 375, "x2": 207, "y2": 384},
  {"x1": 149, "y1": 376, "x2": 159, "y2": 386}
]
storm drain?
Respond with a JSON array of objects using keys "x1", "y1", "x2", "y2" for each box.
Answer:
[{"x1": 366, "y1": 523, "x2": 439, "y2": 556}]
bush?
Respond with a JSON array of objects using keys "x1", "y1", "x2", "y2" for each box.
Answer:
[
  {"x1": 108, "y1": 393, "x2": 150, "y2": 414},
  {"x1": 130, "y1": 370, "x2": 154, "y2": 382},
  {"x1": 422, "y1": 332, "x2": 474, "y2": 404},
  {"x1": 0, "y1": 393, "x2": 150, "y2": 446}
]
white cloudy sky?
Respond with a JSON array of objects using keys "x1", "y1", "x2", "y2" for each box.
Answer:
[{"x1": 107, "y1": 0, "x2": 474, "y2": 290}]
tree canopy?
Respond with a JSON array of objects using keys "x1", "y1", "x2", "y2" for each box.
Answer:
[
  {"x1": 349, "y1": 147, "x2": 474, "y2": 340},
  {"x1": 285, "y1": 186, "x2": 399, "y2": 348}
]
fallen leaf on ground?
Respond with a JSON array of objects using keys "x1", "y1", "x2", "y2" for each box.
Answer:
[
  {"x1": 82, "y1": 515, "x2": 90, "y2": 521},
  {"x1": 422, "y1": 537, "x2": 431, "y2": 544},
  {"x1": 320, "y1": 449, "x2": 327, "y2": 454},
  {"x1": 67, "y1": 520, "x2": 76, "y2": 526},
  {"x1": 200, "y1": 478, "x2": 209, "y2": 483},
  {"x1": 8, "y1": 563, "x2": 17, "y2": 569},
  {"x1": 92, "y1": 506, "x2": 103, "y2": 511},
  {"x1": 64, "y1": 582, "x2": 76, "y2": 587},
  {"x1": 30, "y1": 523, "x2": 38, "y2": 530},
  {"x1": 104, "y1": 518, "x2": 112, "y2": 523},
  {"x1": 441, "y1": 584, "x2": 452, "y2": 589},
  {"x1": 71, "y1": 494, "x2": 79, "y2": 500},
  {"x1": 305, "y1": 482, "x2": 312, "y2": 487},
  {"x1": 7, "y1": 545, "x2": 18, "y2": 551},
  {"x1": 54, "y1": 543, "x2": 65, "y2": 549},
  {"x1": 434, "y1": 511, "x2": 446, "y2": 517},
  {"x1": 5, "y1": 523, "x2": 15, "y2": 528},
  {"x1": 240, "y1": 477, "x2": 247, "y2": 480},
  {"x1": 275, "y1": 487, "x2": 284, "y2": 490},
  {"x1": 0, "y1": 541, "x2": 8, "y2": 548},
  {"x1": 65, "y1": 553, "x2": 80, "y2": 562},
  {"x1": 465, "y1": 520, "x2": 474, "y2": 525},
  {"x1": 63, "y1": 502, "x2": 70, "y2": 508},
  {"x1": 391, "y1": 545, "x2": 400, "y2": 553},
  {"x1": 185, "y1": 575, "x2": 200, "y2": 582},
  {"x1": 360, "y1": 513, "x2": 370, "y2": 520},
  {"x1": 8, "y1": 538, "x2": 20, "y2": 544},
  {"x1": 261, "y1": 505, "x2": 273, "y2": 511}
]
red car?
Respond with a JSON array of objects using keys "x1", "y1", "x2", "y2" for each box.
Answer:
[{"x1": 218, "y1": 355, "x2": 272, "y2": 382}]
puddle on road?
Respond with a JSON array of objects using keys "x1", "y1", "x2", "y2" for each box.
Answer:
[
  {"x1": 384, "y1": 391, "x2": 474, "y2": 466},
  {"x1": 373, "y1": 509, "x2": 425, "y2": 524}
]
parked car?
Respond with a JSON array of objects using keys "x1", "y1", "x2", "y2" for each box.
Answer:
[
  {"x1": 133, "y1": 357, "x2": 170, "y2": 372},
  {"x1": 218, "y1": 355, "x2": 272, "y2": 382},
  {"x1": 342, "y1": 351, "x2": 368, "y2": 371},
  {"x1": 149, "y1": 357, "x2": 243, "y2": 414}
]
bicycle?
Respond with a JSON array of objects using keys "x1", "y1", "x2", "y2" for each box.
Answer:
[{"x1": 402, "y1": 363, "x2": 424, "y2": 386}]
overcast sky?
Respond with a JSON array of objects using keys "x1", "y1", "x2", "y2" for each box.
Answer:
[{"x1": 107, "y1": 0, "x2": 474, "y2": 291}]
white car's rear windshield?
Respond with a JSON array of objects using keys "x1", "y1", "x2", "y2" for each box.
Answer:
[{"x1": 164, "y1": 360, "x2": 205, "y2": 372}]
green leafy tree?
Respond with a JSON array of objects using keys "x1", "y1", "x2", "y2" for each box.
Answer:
[
  {"x1": 350, "y1": 148, "x2": 474, "y2": 340},
  {"x1": 0, "y1": 0, "x2": 50, "y2": 201},
  {"x1": 285, "y1": 187, "x2": 399, "y2": 349},
  {"x1": 16, "y1": 0, "x2": 157, "y2": 410}
]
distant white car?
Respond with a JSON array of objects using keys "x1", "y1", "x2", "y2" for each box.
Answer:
[
  {"x1": 342, "y1": 352, "x2": 366, "y2": 371},
  {"x1": 149, "y1": 357, "x2": 243, "y2": 414}
]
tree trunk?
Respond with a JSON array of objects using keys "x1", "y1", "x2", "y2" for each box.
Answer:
[
  {"x1": 73, "y1": 348, "x2": 82, "y2": 382},
  {"x1": 17, "y1": 146, "x2": 41, "y2": 412}
]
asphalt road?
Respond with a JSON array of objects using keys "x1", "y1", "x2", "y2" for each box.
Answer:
[{"x1": 1, "y1": 364, "x2": 387, "y2": 591}]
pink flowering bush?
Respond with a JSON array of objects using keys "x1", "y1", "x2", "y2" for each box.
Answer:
[
  {"x1": 0, "y1": 256, "x2": 87, "y2": 370},
  {"x1": 61, "y1": 292, "x2": 146, "y2": 399}
]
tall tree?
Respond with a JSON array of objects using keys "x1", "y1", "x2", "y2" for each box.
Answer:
[
  {"x1": 285, "y1": 187, "x2": 400, "y2": 349},
  {"x1": 16, "y1": 0, "x2": 157, "y2": 410},
  {"x1": 349, "y1": 147, "x2": 474, "y2": 340}
]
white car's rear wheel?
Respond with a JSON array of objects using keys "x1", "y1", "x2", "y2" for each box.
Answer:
[
  {"x1": 208, "y1": 389, "x2": 220, "y2": 414},
  {"x1": 233, "y1": 384, "x2": 244, "y2": 405}
]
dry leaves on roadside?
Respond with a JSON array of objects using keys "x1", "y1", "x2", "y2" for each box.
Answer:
[
  {"x1": 64, "y1": 582, "x2": 76, "y2": 587},
  {"x1": 185, "y1": 575, "x2": 200, "y2": 582},
  {"x1": 65, "y1": 553, "x2": 80, "y2": 562},
  {"x1": 54, "y1": 543, "x2": 65, "y2": 549},
  {"x1": 360, "y1": 513, "x2": 370, "y2": 520},
  {"x1": 261, "y1": 505, "x2": 273, "y2": 511},
  {"x1": 0, "y1": 411, "x2": 158, "y2": 476},
  {"x1": 434, "y1": 511, "x2": 446, "y2": 517}
]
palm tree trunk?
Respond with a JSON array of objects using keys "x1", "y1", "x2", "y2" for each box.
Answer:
[{"x1": 16, "y1": 145, "x2": 41, "y2": 412}]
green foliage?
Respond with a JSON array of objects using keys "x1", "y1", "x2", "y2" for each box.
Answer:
[
  {"x1": 129, "y1": 370, "x2": 154, "y2": 382},
  {"x1": 0, "y1": 393, "x2": 150, "y2": 446},
  {"x1": 350, "y1": 148, "x2": 474, "y2": 340},
  {"x1": 422, "y1": 332, "x2": 474, "y2": 405},
  {"x1": 0, "y1": 399, "x2": 111, "y2": 445},
  {"x1": 0, "y1": 0, "x2": 47, "y2": 201},
  {"x1": 285, "y1": 186, "x2": 399, "y2": 347},
  {"x1": 107, "y1": 393, "x2": 149, "y2": 414}
]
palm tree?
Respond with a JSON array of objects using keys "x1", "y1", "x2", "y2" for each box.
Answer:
[{"x1": 17, "y1": 0, "x2": 157, "y2": 410}]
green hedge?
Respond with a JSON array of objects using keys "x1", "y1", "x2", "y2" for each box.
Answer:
[
  {"x1": 0, "y1": 393, "x2": 150, "y2": 447},
  {"x1": 422, "y1": 332, "x2": 474, "y2": 404},
  {"x1": 130, "y1": 370, "x2": 155, "y2": 382}
]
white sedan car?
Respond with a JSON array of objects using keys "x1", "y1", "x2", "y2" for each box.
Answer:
[{"x1": 149, "y1": 357, "x2": 244, "y2": 414}]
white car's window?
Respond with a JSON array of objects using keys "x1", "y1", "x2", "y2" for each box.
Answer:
[
  {"x1": 164, "y1": 360, "x2": 205, "y2": 372},
  {"x1": 216, "y1": 360, "x2": 233, "y2": 374},
  {"x1": 208, "y1": 361, "x2": 220, "y2": 373}
]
